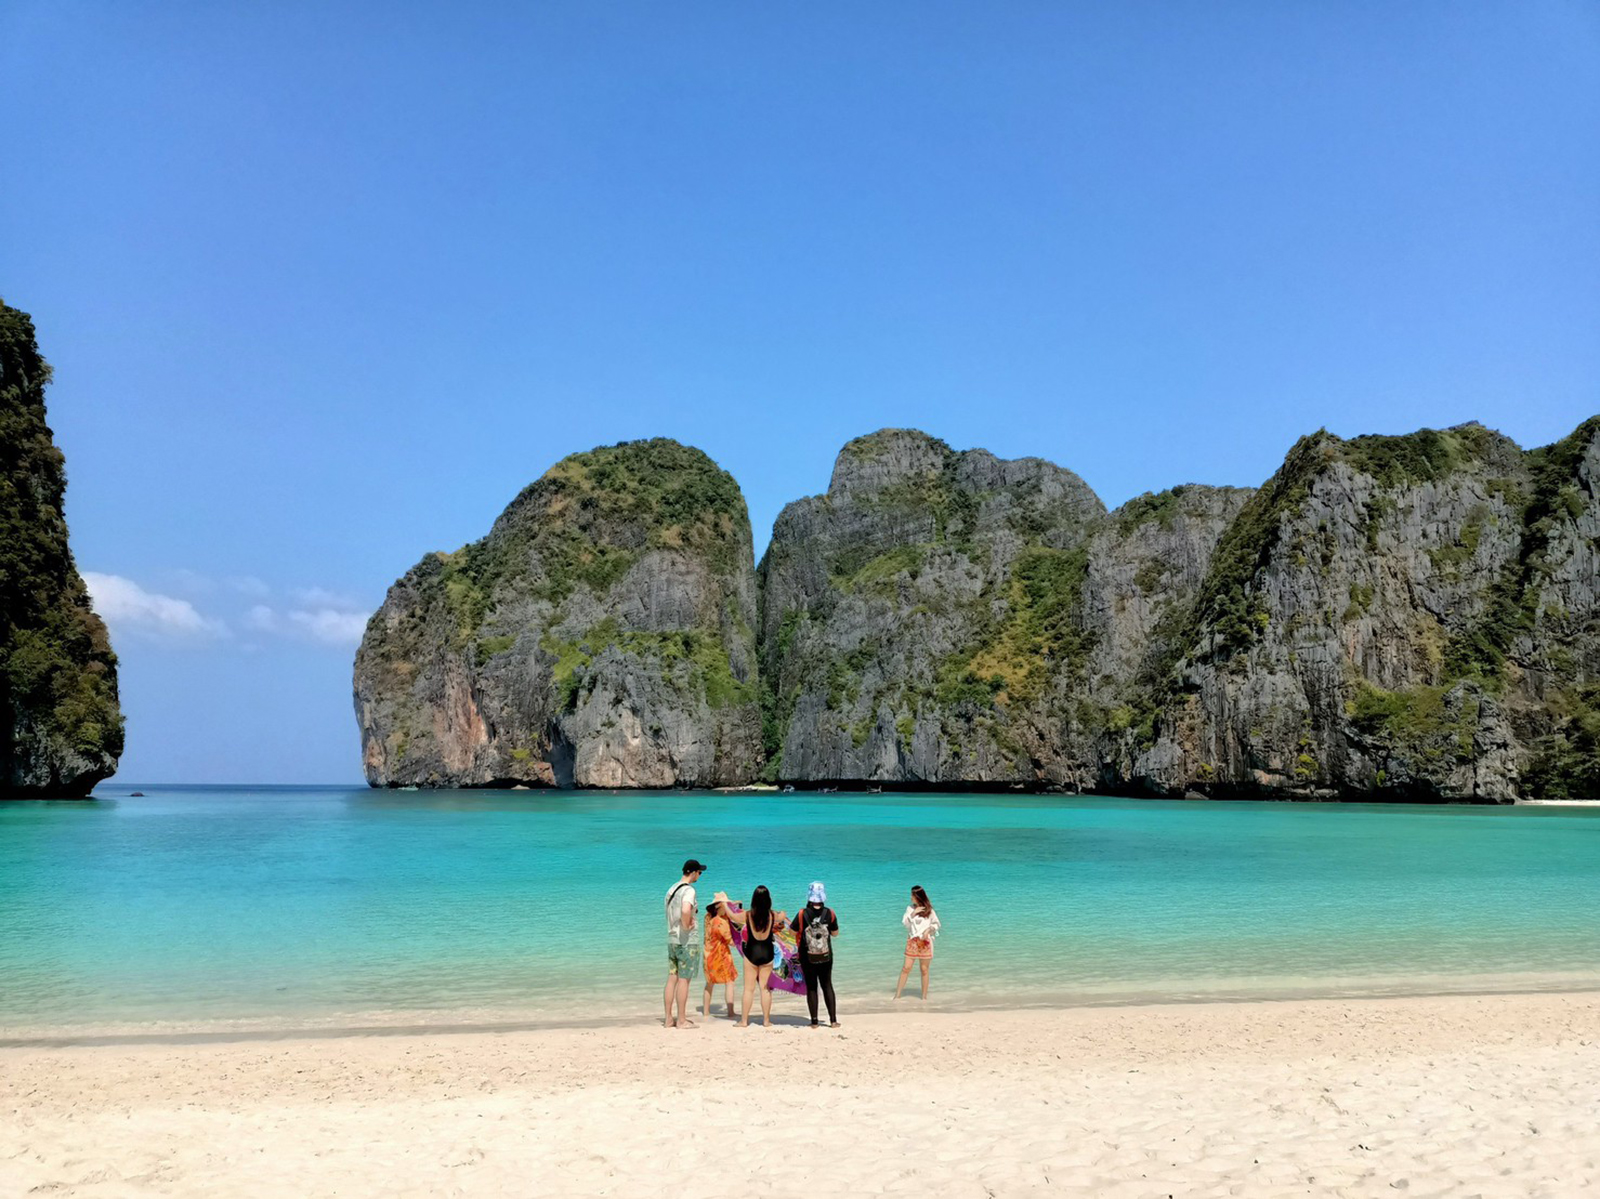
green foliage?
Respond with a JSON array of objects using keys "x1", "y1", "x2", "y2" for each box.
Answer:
[
  {"x1": 1343, "y1": 582, "x2": 1375, "y2": 622},
  {"x1": 1338, "y1": 424, "x2": 1499, "y2": 487},
  {"x1": 775, "y1": 609, "x2": 804, "y2": 663},
  {"x1": 429, "y1": 439, "x2": 750, "y2": 639},
  {"x1": 832, "y1": 544, "x2": 925, "y2": 594},
  {"x1": 543, "y1": 620, "x2": 757, "y2": 713},
  {"x1": 824, "y1": 643, "x2": 874, "y2": 709},
  {"x1": 1116, "y1": 486, "x2": 1186, "y2": 535},
  {"x1": 850, "y1": 714, "x2": 873, "y2": 747},
  {"x1": 1522, "y1": 685, "x2": 1600, "y2": 799},
  {"x1": 865, "y1": 451, "x2": 984, "y2": 553},
  {"x1": 1189, "y1": 432, "x2": 1332, "y2": 658},
  {"x1": 474, "y1": 634, "x2": 516, "y2": 665},
  {"x1": 933, "y1": 664, "x2": 1002, "y2": 708},
  {"x1": 1427, "y1": 510, "x2": 1485, "y2": 574},
  {"x1": 1292, "y1": 719, "x2": 1320, "y2": 781},
  {"x1": 1435, "y1": 417, "x2": 1600, "y2": 694},
  {"x1": 1349, "y1": 682, "x2": 1477, "y2": 764},
  {"x1": 760, "y1": 683, "x2": 787, "y2": 763},
  {"x1": 0, "y1": 300, "x2": 123, "y2": 785},
  {"x1": 895, "y1": 715, "x2": 916, "y2": 741},
  {"x1": 942, "y1": 546, "x2": 1092, "y2": 707},
  {"x1": 1362, "y1": 494, "x2": 1393, "y2": 551},
  {"x1": 1132, "y1": 558, "x2": 1165, "y2": 593}
]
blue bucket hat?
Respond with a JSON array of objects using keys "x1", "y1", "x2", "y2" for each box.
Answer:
[{"x1": 807, "y1": 880, "x2": 826, "y2": 904}]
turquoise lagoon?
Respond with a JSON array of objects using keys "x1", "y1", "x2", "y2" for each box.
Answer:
[{"x1": 3, "y1": 786, "x2": 1599, "y2": 1035}]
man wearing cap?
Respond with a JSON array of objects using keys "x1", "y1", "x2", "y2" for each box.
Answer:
[{"x1": 663, "y1": 858, "x2": 706, "y2": 1028}]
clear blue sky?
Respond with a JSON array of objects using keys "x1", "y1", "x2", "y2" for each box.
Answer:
[{"x1": 3, "y1": 2, "x2": 1596, "y2": 784}]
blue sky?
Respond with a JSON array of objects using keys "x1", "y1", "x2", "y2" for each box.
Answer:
[{"x1": 3, "y1": 2, "x2": 1596, "y2": 783}]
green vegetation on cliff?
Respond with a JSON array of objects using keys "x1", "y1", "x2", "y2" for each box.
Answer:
[
  {"x1": 434, "y1": 439, "x2": 751, "y2": 637},
  {"x1": 0, "y1": 300, "x2": 123, "y2": 793},
  {"x1": 1522, "y1": 685, "x2": 1600, "y2": 800},
  {"x1": 541, "y1": 619, "x2": 756, "y2": 713},
  {"x1": 1336, "y1": 423, "x2": 1502, "y2": 488},
  {"x1": 1188, "y1": 432, "x2": 1331, "y2": 658},
  {"x1": 954, "y1": 547, "x2": 1092, "y2": 705},
  {"x1": 357, "y1": 436, "x2": 762, "y2": 789}
]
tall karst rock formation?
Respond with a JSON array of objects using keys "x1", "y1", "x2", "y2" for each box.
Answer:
[
  {"x1": 0, "y1": 300, "x2": 123, "y2": 797},
  {"x1": 354, "y1": 439, "x2": 762, "y2": 787},
  {"x1": 760, "y1": 422, "x2": 1600, "y2": 800},
  {"x1": 356, "y1": 419, "x2": 1599, "y2": 800},
  {"x1": 757, "y1": 428, "x2": 1249, "y2": 789},
  {"x1": 1135, "y1": 421, "x2": 1600, "y2": 801}
]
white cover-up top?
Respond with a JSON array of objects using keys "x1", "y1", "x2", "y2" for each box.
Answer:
[{"x1": 902, "y1": 906, "x2": 940, "y2": 941}]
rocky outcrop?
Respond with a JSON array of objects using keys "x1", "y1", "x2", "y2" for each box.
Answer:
[
  {"x1": 1133, "y1": 420, "x2": 1600, "y2": 801},
  {"x1": 757, "y1": 429, "x2": 1112, "y2": 786},
  {"x1": 358, "y1": 417, "x2": 1600, "y2": 800},
  {"x1": 759, "y1": 421, "x2": 1600, "y2": 800},
  {"x1": 0, "y1": 300, "x2": 122, "y2": 797},
  {"x1": 354, "y1": 439, "x2": 762, "y2": 787}
]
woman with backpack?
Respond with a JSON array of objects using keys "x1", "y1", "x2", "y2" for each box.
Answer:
[
  {"x1": 894, "y1": 885, "x2": 940, "y2": 1000},
  {"x1": 790, "y1": 880, "x2": 840, "y2": 1028}
]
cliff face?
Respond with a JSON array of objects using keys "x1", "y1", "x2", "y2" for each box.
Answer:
[
  {"x1": 353, "y1": 439, "x2": 762, "y2": 788},
  {"x1": 357, "y1": 418, "x2": 1599, "y2": 799},
  {"x1": 757, "y1": 429, "x2": 1110, "y2": 785},
  {"x1": 0, "y1": 301, "x2": 122, "y2": 797},
  {"x1": 1137, "y1": 421, "x2": 1600, "y2": 801},
  {"x1": 759, "y1": 421, "x2": 1600, "y2": 800}
]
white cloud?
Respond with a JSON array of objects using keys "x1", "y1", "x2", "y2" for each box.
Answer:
[
  {"x1": 244, "y1": 604, "x2": 279, "y2": 632},
  {"x1": 286, "y1": 607, "x2": 371, "y2": 647},
  {"x1": 291, "y1": 585, "x2": 358, "y2": 608},
  {"x1": 85, "y1": 572, "x2": 369, "y2": 651},
  {"x1": 227, "y1": 575, "x2": 271, "y2": 597},
  {"x1": 167, "y1": 568, "x2": 216, "y2": 594},
  {"x1": 84, "y1": 573, "x2": 229, "y2": 640}
]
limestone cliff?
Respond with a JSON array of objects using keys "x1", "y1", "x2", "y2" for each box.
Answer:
[
  {"x1": 759, "y1": 421, "x2": 1600, "y2": 800},
  {"x1": 358, "y1": 418, "x2": 1599, "y2": 800},
  {"x1": 353, "y1": 439, "x2": 761, "y2": 788},
  {"x1": 757, "y1": 429, "x2": 1112, "y2": 785},
  {"x1": 1136, "y1": 421, "x2": 1600, "y2": 801},
  {"x1": 0, "y1": 300, "x2": 123, "y2": 797}
]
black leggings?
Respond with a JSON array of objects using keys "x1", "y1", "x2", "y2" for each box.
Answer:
[{"x1": 801, "y1": 957, "x2": 837, "y2": 1024}]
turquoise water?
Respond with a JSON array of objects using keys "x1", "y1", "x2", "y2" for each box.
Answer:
[{"x1": 3, "y1": 786, "x2": 1599, "y2": 1034}]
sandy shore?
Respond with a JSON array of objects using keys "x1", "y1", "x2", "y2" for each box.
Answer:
[{"x1": 5, "y1": 992, "x2": 1598, "y2": 1197}]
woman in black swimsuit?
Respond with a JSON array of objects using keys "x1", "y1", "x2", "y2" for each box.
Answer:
[{"x1": 738, "y1": 885, "x2": 785, "y2": 1028}]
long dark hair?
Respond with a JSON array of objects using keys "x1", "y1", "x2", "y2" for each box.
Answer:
[
  {"x1": 911, "y1": 885, "x2": 932, "y2": 914},
  {"x1": 749, "y1": 885, "x2": 773, "y2": 933}
]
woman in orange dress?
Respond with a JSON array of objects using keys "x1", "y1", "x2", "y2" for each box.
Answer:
[{"x1": 701, "y1": 898, "x2": 739, "y2": 1019}]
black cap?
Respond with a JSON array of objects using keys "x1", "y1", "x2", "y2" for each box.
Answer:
[{"x1": 683, "y1": 858, "x2": 708, "y2": 874}]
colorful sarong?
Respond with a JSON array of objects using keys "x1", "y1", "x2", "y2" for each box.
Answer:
[{"x1": 766, "y1": 923, "x2": 805, "y2": 995}]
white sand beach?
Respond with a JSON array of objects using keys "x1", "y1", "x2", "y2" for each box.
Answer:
[{"x1": 5, "y1": 991, "x2": 1598, "y2": 1197}]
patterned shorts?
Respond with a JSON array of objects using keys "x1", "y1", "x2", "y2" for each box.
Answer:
[{"x1": 667, "y1": 941, "x2": 701, "y2": 980}]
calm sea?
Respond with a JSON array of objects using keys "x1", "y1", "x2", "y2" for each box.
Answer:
[{"x1": 3, "y1": 786, "x2": 1598, "y2": 1036}]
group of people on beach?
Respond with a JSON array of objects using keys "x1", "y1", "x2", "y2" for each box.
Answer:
[{"x1": 662, "y1": 858, "x2": 940, "y2": 1030}]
